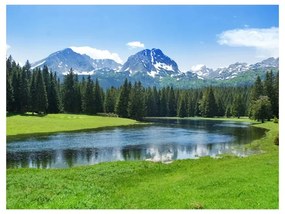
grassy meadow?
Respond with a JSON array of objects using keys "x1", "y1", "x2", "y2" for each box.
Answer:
[
  {"x1": 6, "y1": 114, "x2": 279, "y2": 209},
  {"x1": 7, "y1": 113, "x2": 140, "y2": 140}
]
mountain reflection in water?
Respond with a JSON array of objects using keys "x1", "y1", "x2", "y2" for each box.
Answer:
[{"x1": 7, "y1": 119, "x2": 265, "y2": 168}]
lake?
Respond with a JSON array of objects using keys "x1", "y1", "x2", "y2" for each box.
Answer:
[{"x1": 7, "y1": 118, "x2": 266, "y2": 168}]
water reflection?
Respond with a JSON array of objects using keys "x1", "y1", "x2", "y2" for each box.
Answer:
[{"x1": 7, "y1": 119, "x2": 266, "y2": 168}]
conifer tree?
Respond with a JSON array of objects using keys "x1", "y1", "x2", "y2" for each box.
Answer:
[
  {"x1": 128, "y1": 81, "x2": 145, "y2": 120},
  {"x1": 231, "y1": 95, "x2": 243, "y2": 118},
  {"x1": 74, "y1": 74, "x2": 82, "y2": 113},
  {"x1": 251, "y1": 76, "x2": 263, "y2": 101},
  {"x1": 82, "y1": 75, "x2": 95, "y2": 114},
  {"x1": 19, "y1": 68, "x2": 30, "y2": 113},
  {"x1": 160, "y1": 88, "x2": 168, "y2": 117},
  {"x1": 177, "y1": 93, "x2": 187, "y2": 118},
  {"x1": 47, "y1": 72, "x2": 60, "y2": 113},
  {"x1": 94, "y1": 78, "x2": 103, "y2": 113},
  {"x1": 251, "y1": 96, "x2": 272, "y2": 123},
  {"x1": 11, "y1": 67, "x2": 20, "y2": 112},
  {"x1": 167, "y1": 86, "x2": 176, "y2": 116},
  {"x1": 30, "y1": 70, "x2": 37, "y2": 113},
  {"x1": 35, "y1": 69, "x2": 48, "y2": 113},
  {"x1": 62, "y1": 69, "x2": 77, "y2": 113},
  {"x1": 6, "y1": 77, "x2": 14, "y2": 112},
  {"x1": 199, "y1": 87, "x2": 217, "y2": 117},
  {"x1": 145, "y1": 87, "x2": 158, "y2": 117},
  {"x1": 116, "y1": 79, "x2": 131, "y2": 117},
  {"x1": 104, "y1": 86, "x2": 117, "y2": 113},
  {"x1": 273, "y1": 71, "x2": 279, "y2": 117}
]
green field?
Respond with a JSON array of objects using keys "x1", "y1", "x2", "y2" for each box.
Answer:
[
  {"x1": 7, "y1": 113, "x2": 140, "y2": 140},
  {"x1": 6, "y1": 115, "x2": 279, "y2": 209}
]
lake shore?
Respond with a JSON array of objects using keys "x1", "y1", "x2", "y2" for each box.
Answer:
[
  {"x1": 7, "y1": 114, "x2": 255, "y2": 140},
  {"x1": 6, "y1": 113, "x2": 143, "y2": 141},
  {"x1": 6, "y1": 115, "x2": 279, "y2": 209}
]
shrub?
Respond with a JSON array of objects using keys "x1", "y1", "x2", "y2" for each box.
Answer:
[
  {"x1": 274, "y1": 134, "x2": 279, "y2": 146},
  {"x1": 273, "y1": 117, "x2": 278, "y2": 123}
]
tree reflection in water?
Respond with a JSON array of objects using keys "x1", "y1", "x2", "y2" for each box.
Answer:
[{"x1": 7, "y1": 119, "x2": 266, "y2": 168}]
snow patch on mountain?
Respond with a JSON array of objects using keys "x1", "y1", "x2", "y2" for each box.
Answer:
[
  {"x1": 120, "y1": 48, "x2": 180, "y2": 78},
  {"x1": 154, "y1": 62, "x2": 174, "y2": 71},
  {"x1": 189, "y1": 57, "x2": 278, "y2": 80}
]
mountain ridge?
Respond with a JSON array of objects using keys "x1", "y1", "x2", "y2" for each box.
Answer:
[{"x1": 31, "y1": 47, "x2": 279, "y2": 88}]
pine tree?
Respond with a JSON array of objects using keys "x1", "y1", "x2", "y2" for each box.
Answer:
[
  {"x1": 249, "y1": 75, "x2": 264, "y2": 118},
  {"x1": 6, "y1": 56, "x2": 14, "y2": 112},
  {"x1": 128, "y1": 81, "x2": 145, "y2": 120},
  {"x1": 60, "y1": 70, "x2": 82, "y2": 113},
  {"x1": 6, "y1": 77, "x2": 14, "y2": 112},
  {"x1": 42, "y1": 65, "x2": 51, "y2": 100},
  {"x1": 35, "y1": 69, "x2": 48, "y2": 113},
  {"x1": 30, "y1": 71, "x2": 37, "y2": 113},
  {"x1": 199, "y1": 87, "x2": 217, "y2": 117},
  {"x1": 47, "y1": 72, "x2": 60, "y2": 113},
  {"x1": 251, "y1": 96, "x2": 272, "y2": 123},
  {"x1": 11, "y1": 67, "x2": 20, "y2": 112},
  {"x1": 264, "y1": 71, "x2": 275, "y2": 117},
  {"x1": 23, "y1": 60, "x2": 32, "y2": 81},
  {"x1": 6, "y1": 55, "x2": 13, "y2": 77},
  {"x1": 273, "y1": 71, "x2": 279, "y2": 118},
  {"x1": 167, "y1": 86, "x2": 176, "y2": 116},
  {"x1": 19, "y1": 67, "x2": 30, "y2": 113},
  {"x1": 194, "y1": 91, "x2": 202, "y2": 116},
  {"x1": 82, "y1": 75, "x2": 95, "y2": 114},
  {"x1": 251, "y1": 76, "x2": 263, "y2": 100},
  {"x1": 116, "y1": 79, "x2": 131, "y2": 118},
  {"x1": 104, "y1": 86, "x2": 117, "y2": 113},
  {"x1": 160, "y1": 88, "x2": 168, "y2": 117},
  {"x1": 94, "y1": 78, "x2": 103, "y2": 113},
  {"x1": 145, "y1": 87, "x2": 158, "y2": 117},
  {"x1": 177, "y1": 93, "x2": 187, "y2": 118},
  {"x1": 74, "y1": 74, "x2": 82, "y2": 113},
  {"x1": 231, "y1": 95, "x2": 243, "y2": 118}
]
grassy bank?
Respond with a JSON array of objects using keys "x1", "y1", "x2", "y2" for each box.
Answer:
[
  {"x1": 6, "y1": 119, "x2": 279, "y2": 209},
  {"x1": 7, "y1": 113, "x2": 140, "y2": 140}
]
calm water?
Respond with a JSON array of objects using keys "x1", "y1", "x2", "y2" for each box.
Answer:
[{"x1": 7, "y1": 119, "x2": 266, "y2": 168}]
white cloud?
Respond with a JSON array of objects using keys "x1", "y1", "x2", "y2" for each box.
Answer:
[
  {"x1": 126, "y1": 41, "x2": 145, "y2": 49},
  {"x1": 217, "y1": 27, "x2": 279, "y2": 58},
  {"x1": 70, "y1": 46, "x2": 123, "y2": 64}
]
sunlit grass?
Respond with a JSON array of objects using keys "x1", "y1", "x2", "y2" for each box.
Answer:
[{"x1": 7, "y1": 113, "x2": 140, "y2": 140}]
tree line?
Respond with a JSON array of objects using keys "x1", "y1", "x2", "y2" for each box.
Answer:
[{"x1": 6, "y1": 56, "x2": 279, "y2": 122}]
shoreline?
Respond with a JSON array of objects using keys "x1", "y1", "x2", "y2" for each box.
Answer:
[
  {"x1": 7, "y1": 114, "x2": 258, "y2": 140},
  {"x1": 6, "y1": 113, "x2": 145, "y2": 141}
]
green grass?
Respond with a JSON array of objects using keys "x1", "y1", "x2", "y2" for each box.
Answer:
[
  {"x1": 7, "y1": 113, "x2": 140, "y2": 140},
  {"x1": 6, "y1": 118, "x2": 278, "y2": 209}
]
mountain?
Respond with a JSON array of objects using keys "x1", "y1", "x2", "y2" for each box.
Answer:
[
  {"x1": 31, "y1": 48, "x2": 122, "y2": 75},
  {"x1": 120, "y1": 48, "x2": 180, "y2": 78},
  {"x1": 189, "y1": 58, "x2": 279, "y2": 80},
  {"x1": 31, "y1": 47, "x2": 279, "y2": 88},
  {"x1": 187, "y1": 64, "x2": 216, "y2": 79},
  {"x1": 250, "y1": 57, "x2": 279, "y2": 69}
]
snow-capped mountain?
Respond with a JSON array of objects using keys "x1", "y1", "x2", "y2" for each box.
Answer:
[
  {"x1": 188, "y1": 64, "x2": 216, "y2": 79},
  {"x1": 30, "y1": 47, "x2": 278, "y2": 88},
  {"x1": 215, "y1": 62, "x2": 249, "y2": 80},
  {"x1": 31, "y1": 48, "x2": 122, "y2": 75},
  {"x1": 189, "y1": 58, "x2": 279, "y2": 80},
  {"x1": 250, "y1": 57, "x2": 279, "y2": 70},
  {"x1": 120, "y1": 48, "x2": 180, "y2": 78}
]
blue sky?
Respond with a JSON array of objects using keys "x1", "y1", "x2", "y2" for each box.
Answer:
[{"x1": 6, "y1": 5, "x2": 279, "y2": 70}]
